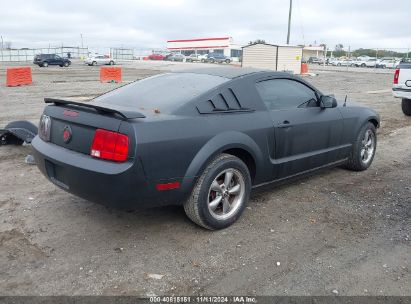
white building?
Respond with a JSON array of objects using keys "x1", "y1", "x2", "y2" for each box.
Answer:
[
  {"x1": 166, "y1": 37, "x2": 243, "y2": 61},
  {"x1": 242, "y1": 43, "x2": 303, "y2": 74},
  {"x1": 303, "y1": 46, "x2": 326, "y2": 60}
]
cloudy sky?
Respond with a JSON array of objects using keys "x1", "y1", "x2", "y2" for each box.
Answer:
[{"x1": 1, "y1": 0, "x2": 410, "y2": 51}]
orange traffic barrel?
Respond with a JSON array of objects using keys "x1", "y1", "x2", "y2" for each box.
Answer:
[
  {"x1": 100, "y1": 67, "x2": 122, "y2": 83},
  {"x1": 301, "y1": 63, "x2": 309, "y2": 74},
  {"x1": 6, "y1": 67, "x2": 33, "y2": 87}
]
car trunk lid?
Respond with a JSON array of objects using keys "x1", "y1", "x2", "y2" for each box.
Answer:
[{"x1": 42, "y1": 98, "x2": 143, "y2": 158}]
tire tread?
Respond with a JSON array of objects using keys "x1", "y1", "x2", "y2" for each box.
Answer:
[{"x1": 402, "y1": 99, "x2": 411, "y2": 116}]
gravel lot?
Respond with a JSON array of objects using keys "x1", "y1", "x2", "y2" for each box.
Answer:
[{"x1": 0, "y1": 60, "x2": 410, "y2": 296}]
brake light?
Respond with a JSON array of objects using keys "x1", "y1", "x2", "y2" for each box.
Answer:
[
  {"x1": 90, "y1": 129, "x2": 129, "y2": 162},
  {"x1": 394, "y1": 68, "x2": 400, "y2": 84}
]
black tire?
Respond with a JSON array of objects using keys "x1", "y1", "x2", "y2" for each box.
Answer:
[
  {"x1": 402, "y1": 99, "x2": 411, "y2": 116},
  {"x1": 184, "y1": 154, "x2": 251, "y2": 230},
  {"x1": 225, "y1": 59, "x2": 231, "y2": 64},
  {"x1": 109, "y1": 61, "x2": 114, "y2": 65},
  {"x1": 345, "y1": 122, "x2": 377, "y2": 171},
  {"x1": 337, "y1": 63, "x2": 341, "y2": 66},
  {"x1": 92, "y1": 61, "x2": 97, "y2": 66},
  {"x1": 63, "y1": 62, "x2": 69, "y2": 67},
  {"x1": 210, "y1": 59, "x2": 215, "y2": 63},
  {"x1": 361, "y1": 63, "x2": 366, "y2": 67},
  {"x1": 42, "y1": 62, "x2": 48, "y2": 67}
]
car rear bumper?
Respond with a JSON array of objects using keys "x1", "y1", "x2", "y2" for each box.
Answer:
[
  {"x1": 31, "y1": 136, "x2": 190, "y2": 209},
  {"x1": 393, "y1": 87, "x2": 411, "y2": 99}
]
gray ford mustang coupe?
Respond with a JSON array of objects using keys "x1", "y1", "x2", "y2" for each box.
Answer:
[{"x1": 32, "y1": 68, "x2": 379, "y2": 229}]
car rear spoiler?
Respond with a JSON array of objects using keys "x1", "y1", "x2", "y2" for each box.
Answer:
[{"x1": 44, "y1": 98, "x2": 146, "y2": 119}]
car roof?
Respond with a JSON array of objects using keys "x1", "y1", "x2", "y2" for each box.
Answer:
[{"x1": 175, "y1": 67, "x2": 277, "y2": 79}]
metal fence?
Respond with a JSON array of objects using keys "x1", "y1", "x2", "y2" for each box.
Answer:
[
  {"x1": 0, "y1": 47, "x2": 89, "y2": 62},
  {"x1": 110, "y1": 48, "x2": 134, "y2": 60}
]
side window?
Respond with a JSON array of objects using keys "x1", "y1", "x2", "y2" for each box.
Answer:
[{"x1": 256, "y1": 79, "x2": 318, "y2": 110}]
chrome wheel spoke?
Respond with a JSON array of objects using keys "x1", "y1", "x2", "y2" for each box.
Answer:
[
  {"x1": 209, "y1": 196, "x2": 222, "y2": 211},
  {"x1": 360, "y1": 149, "x2": 365, "y2": 158},
  {"x1": 224, "y1": 171, "x2": 233, "y2": 188},
  {"x1": 211, "y1": 180, "x2": 222, "y2": 193},
  {"x1": 222, "y1": 198, "x2": 230, "y2": 213},
  {"x1": 228, "y1": 184, "x2": 240, "y2": 195}
]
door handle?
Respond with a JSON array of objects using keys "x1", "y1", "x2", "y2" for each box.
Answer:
[{"x1": 278, "y1": 120, "x2": 292, "y2": 128}]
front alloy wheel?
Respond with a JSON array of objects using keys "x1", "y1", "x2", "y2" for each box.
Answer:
[
  {"x1": 345, "y1": 122, "x2": 377, "y2": 171},
  {"x1": 360, "y1": 129, "x2": 375, "y2": 166}
]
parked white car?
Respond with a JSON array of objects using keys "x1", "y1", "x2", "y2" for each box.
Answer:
[
  {"x1": 392, "y1": 60, "x2": 411, "y2": 115},
  {"x1": 352, "y1": 59, "x2": 368, "y2": 67},
  {"x1": 376, "y1": 58, "x2": 400, "y2": 69},
  {"x1": 365, "y1": 58, "x2": 378, "y2": 68},
  {"x1": 332, "y1": 59, "x2": 352, "y2": 66},
  {"x1": 198, "y1": 54, "x2": 209, "y2": 62},
  {"x1": 84, "y1": 55, "x2": 115, "y2": 66}
]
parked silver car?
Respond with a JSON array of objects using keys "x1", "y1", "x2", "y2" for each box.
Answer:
[{"x1": 84, "y1": 55, "x2": 115, "y2": 66}]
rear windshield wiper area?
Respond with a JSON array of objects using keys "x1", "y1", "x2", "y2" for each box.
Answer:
[{"x1": 44, "y1": 98, "x2": 146, "y2": 120}]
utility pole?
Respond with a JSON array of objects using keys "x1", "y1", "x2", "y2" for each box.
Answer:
[
  {"x1": 286, "y1": 0, "x2": 292, "y2": 44},
  {"x1": 80, "y1": 33, "x2": 83, "y2": 48},
  {"x1": 0, "y1": 35, "x2": 3, "y2": 62}
]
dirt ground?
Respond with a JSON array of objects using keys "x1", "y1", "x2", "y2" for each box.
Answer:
[{"x1": 0, "y1": 60, "x2": 409, "y2": 296}]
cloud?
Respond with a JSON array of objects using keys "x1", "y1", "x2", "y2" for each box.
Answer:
[{"x1": 0, "y1": 0, "x2": 410, "y2": 50}]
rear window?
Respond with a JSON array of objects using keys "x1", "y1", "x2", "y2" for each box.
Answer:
[{"x1": 93, "y1": 73, "x2": 229, "y2": 113}]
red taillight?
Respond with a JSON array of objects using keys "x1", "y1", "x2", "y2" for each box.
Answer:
[
  {"x1": 90, "y1": 129, "x2": 129, "y2": 162},
  {"x1": 394, "y1": 68, "x2": 400, "y2": 84}
]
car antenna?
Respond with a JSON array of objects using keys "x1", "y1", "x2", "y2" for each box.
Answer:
[{"x1": 343, "y1": 95, "x2": 348, "y2": 107}]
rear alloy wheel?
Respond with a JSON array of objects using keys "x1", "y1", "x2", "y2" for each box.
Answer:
[
  {"x1": 345, "y1": 122, "x2": 377, "y2": 171},
  {"x1": 92, "y1": 61, "x2": 97, "y2": 66},
  {"x1": 184, "y1": 154, "x2": 251, "y2": 230},
  {"x1": 402, "y1": 99, "x2": 411, "y2": 116},
  {"x1": 225, "y1": 59, "x2": 231, "y2": 64},
  {"x1": 210, "y1": 59, "x2": 215, "y2": 63},
  {"x1": 109, "y1": 61, "x2": 114, "y2": 65},
  {"x1": 42, "y1": 62, "x2": 49, "y2": 67},
  {"x1": 64, "y1": 62, "x2": 69, "y2": 67}
]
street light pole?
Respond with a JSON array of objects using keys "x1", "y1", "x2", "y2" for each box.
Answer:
[{"x1": 286, "y1": 0, "x2": 292, "y2": 44}]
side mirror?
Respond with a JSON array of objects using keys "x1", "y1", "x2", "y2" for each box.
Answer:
[{"x1": 320, "y1": 95, "x2": 338, "y2": 108}]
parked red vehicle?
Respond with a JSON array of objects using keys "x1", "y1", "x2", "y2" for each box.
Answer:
[{"x1": 148, "y1": 53, "x2": 166, "y2": 60}]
